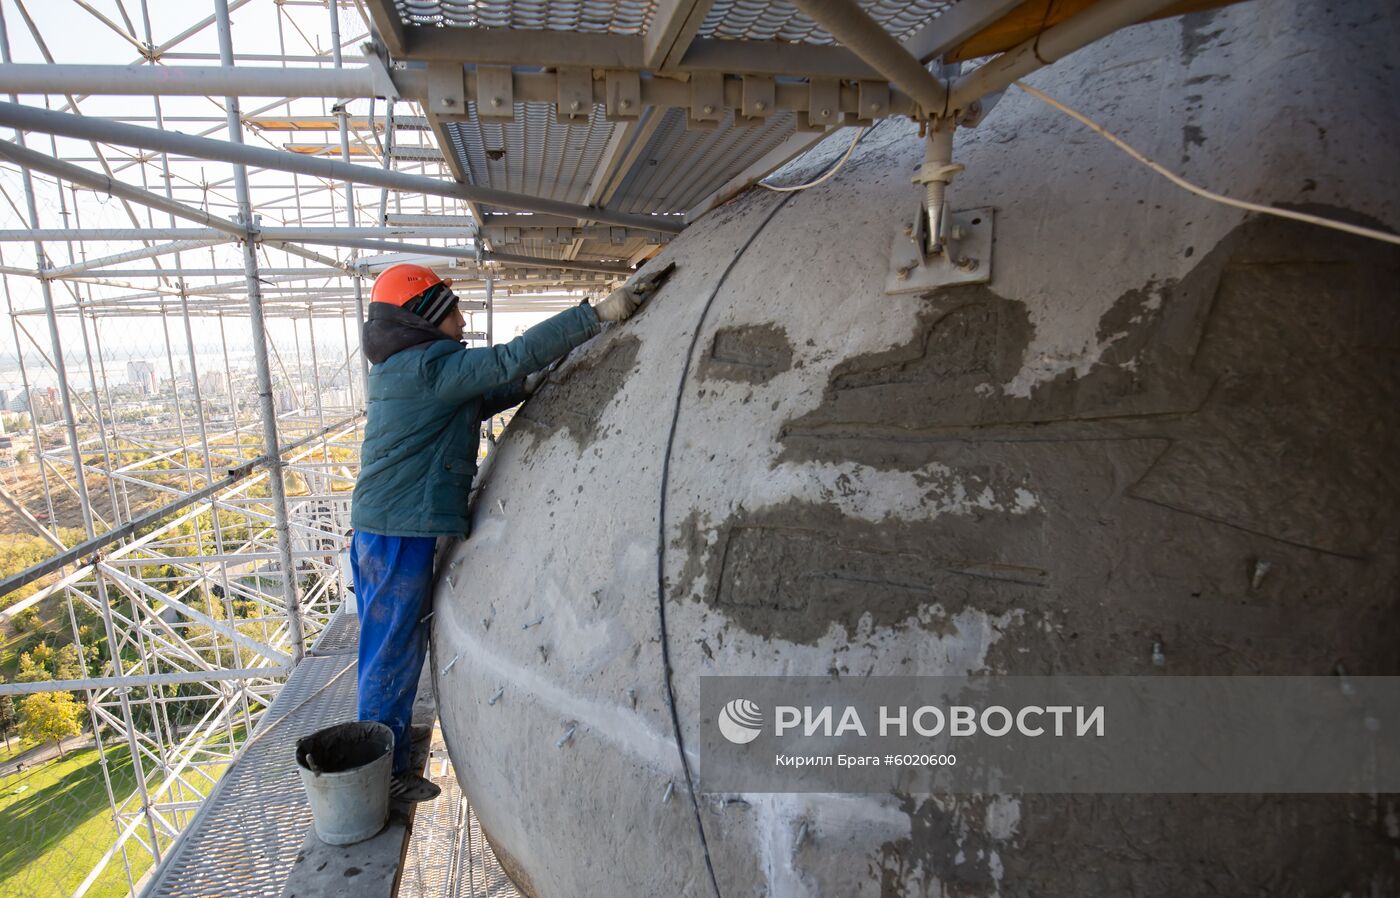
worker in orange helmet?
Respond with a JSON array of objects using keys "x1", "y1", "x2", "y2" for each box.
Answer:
[{"x1": 349, "y1": 260, "x2": 674, "y2": 801}]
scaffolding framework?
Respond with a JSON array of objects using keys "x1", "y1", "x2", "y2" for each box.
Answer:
[{"x1": 0, "y1": 2, "x2": 606, "y2": 894}]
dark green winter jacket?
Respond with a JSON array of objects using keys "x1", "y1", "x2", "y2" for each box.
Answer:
[{"x1": 350, "y1": 301, "x2": 600, "y2": 537}]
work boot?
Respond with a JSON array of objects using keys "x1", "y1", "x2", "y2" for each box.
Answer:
[{"x1": 390, "y1": 771, "x2": 441, "y2": 803}]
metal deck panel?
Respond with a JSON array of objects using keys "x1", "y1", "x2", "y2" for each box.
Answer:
[
  {"x1": 441, "y1": 104, "x2": 617, "y2": 212},
  {"x1": 398, "y1": 746, "x2": 523, "y2": 898},
  {"x1": 608, "y1": 107, "x2": 799, "y2": 214},
  {"x1": 141, "y1": 614, "x2": 360, "y2": 898},
  {"x1": 394, "y1": 0, "x2": 657, "y2": 34},
  {"x1": 697, "y1": 0, "x2": 956, "y2": 45}
]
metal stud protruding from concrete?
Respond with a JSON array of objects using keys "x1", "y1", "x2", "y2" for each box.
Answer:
[
  {"x1": 556, "y1": 724, "x2": 577, "y2": 748},
  {"x1": 488, "y1": 686, "x2": 505, "y2": 705},
  {"x1": 793, "y1": 821, "x2": 811, "y2": 858},
  {"x1": 1335, "y1": 663, "x2": 1354, "y2": 696},
  {"x1": 1250, "y1": 559, "x2": 1272, "y2": 590}
]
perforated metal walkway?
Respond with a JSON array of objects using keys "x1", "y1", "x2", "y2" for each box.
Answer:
[
  {"x1": 398, "y1": 745, "x2": 523, "y2": 898},
  {"x1": 142, "y1": 612, "x2": 362, "y2": 898}
]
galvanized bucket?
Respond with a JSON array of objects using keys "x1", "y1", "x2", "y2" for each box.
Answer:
[{"x1": 295, "y1": 720, "x2": 393, "y2": 845}]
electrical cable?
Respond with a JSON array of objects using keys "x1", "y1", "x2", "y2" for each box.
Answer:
[
  {"x1": 655, "y1": 189, "x2": 800, "y2": 898},
  {"x1": 758, "y1": 125, "x2": 870, "y2": 192},
  {"x1": 1014, "y1": 80, "x2": 1400, "y2": 247}
]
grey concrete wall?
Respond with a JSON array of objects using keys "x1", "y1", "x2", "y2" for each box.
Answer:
[{"x1": 432, "y1": 0, "x2": 1400, "y2": 895}]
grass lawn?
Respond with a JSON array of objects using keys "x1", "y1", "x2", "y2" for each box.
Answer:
[{"x1": 0, "y1": 742, "x2": 224, "y2": 898}]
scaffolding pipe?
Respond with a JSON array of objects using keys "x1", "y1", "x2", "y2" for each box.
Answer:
[
  {"x1": 40, "y1": 237, "x2": 229, "y2": 277},
  {"x1": 0, "y1": 666, "x2": 290, "y2": 698},
  {"x1": 0, "y1": 62, "x2": 413, "y2": 99},
  {"x1": 0, "y1": 1, "x2": 167, "y2": 865},
  {"x1": 946, "y1": 0, "x2": 1182, "y2": 113},
  {"x1": 0, "y1": 136, "x2": 247, "y2": 235},
  {"x1": 0, "y1": 226, "x2": 480, "y2": 241},
  {"x1": 329, "y1": 1, "x2": 370, "y2": 392},
  {"x1": 0, "y1": 414, "x2": 361, "y2": 599},
  {"x1": 0, "y1": 101, "x2": 685, "y2": 233},
  {"x1": 213, "y1": 0, "x2": 307, "y2": 663},
  {"x1": 788, "y1": 0, "x2": 949, "y2": 115}
]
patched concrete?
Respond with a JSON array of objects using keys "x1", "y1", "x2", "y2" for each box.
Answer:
[{"x1": 430, "y1": 0, "x2": 1400, "y2": 895}]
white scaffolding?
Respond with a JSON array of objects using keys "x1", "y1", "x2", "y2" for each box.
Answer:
[{"x1": 0, "y1": 3, "x2": 617, "y2": 894}]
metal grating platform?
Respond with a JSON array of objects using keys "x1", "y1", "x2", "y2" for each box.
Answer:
[
  {"x1": 308, "y1": 606, "x2": 361, "y2": 656},
  {"x1": 141, "y1": 613, "x2": 361, "y2": 898},
  {"x1": 398, "y1": 747, "x2": 523, "y2": 898},
  {"x1": 696, "y1": 0, "x2": 955, "y2": 45},
  {"x1": 393, "y1": 0, "x2": 658, "y2": 33},
  {"x1": 610, "y1": 107, "x2": 800, "y2": 214},
  {"x1": 442, "y1": 103, "x2": 618, "y2": 209}
]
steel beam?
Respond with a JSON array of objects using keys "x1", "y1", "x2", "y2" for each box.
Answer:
[
  {"x1": 0, "y1": 63, "x2": 420, "y2": 99},
  {"x1": 645, "y1": 0, "x2": 715, "y2": 72},
  {"x1": 0, "y1": 666, "x2": 285, "y2": 698},
  {"x1": 0, "y1": 136, "x2": 247, "y2": 235},
  {"x1": 789, "y1": 0, "x2": 949, "y2": 116},
  {"x1": 41, "y1": 238, "x2": 229, "y2": 278},
  {"x1": 947, "y1": 0, "x2": 1184, "y2": 113},
  {"x1": 0, "y1": 101, "x2": 684, "y2": 233},
  {"x1": 903, "y1": 0, "x2": 1026, "y2": 63}
]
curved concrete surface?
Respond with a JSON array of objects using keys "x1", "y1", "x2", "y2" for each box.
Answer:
[{"x1": 433, "y1": 0, "x2": 1400, "y2": 894}]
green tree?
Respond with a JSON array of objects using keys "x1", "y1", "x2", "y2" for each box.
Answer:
[
  {"x1": 54, "y1": 644, "x2": 83, "y2": 680},
  {"x1": 15, "y1": 648, "x2": 51, "y2": 683},
  {"x1": 12, "y1": 607, "x2": 40, "y2": 631},
  {"x1": 0, "y1": 691, "x2": 15, "y2": 751},
  {"x1": 18, "y1": 691, "x2": 82, "y2": 757}
]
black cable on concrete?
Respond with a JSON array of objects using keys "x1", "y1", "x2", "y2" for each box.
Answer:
[{"x1": 655, "y1": 189, "x2": 797, "y2": 898}]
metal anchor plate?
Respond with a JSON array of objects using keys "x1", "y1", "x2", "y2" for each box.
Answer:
[{"x1": 885, "y1": 206, "x2": 994, "y2": 295}]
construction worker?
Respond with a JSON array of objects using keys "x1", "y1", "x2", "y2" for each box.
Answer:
[{"x1": 349, "y1": 261, "x2": 672, "y2": 801}]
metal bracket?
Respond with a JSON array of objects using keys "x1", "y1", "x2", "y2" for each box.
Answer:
[
  {"x1": 556, "y1": 66, "x2": 592, "y2": 124},
  {"x1": 798, "y1": 77, "x2": 842, "y2": 132},
  {"x1": 427, "y1": 61, "x2": 465, "y2": 116},
  {"x1": 359, "y1": 42, "x2": 400, "y2": 102},
  {"x1": 736, "y1": 75, "x2": 775, "y2": 127},
  {"x1": 476, "y1": 65, "x2": 514, "y2": 122},
  {"x1": 856, "y1": 80, "x2": 890, "y2": 125},
  {"x1": 885, "y1": 206, "x2": 993, "y2": 294},
  {"x1": 688, "y1": 72, "x2": 724, "y2": 130},
  {"x1": 604, "y1": 71, "x2": 641, "y2": 121},
  {"x1": 957, "y1": 89, "x2": 1005, "y2": 128}
]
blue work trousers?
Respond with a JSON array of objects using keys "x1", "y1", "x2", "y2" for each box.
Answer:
[{"x1": 350, "y1": 530, "x2": 436, "y2": 774}]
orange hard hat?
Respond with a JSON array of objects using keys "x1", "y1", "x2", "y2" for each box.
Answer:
[{"x1": 371, "y1": 263, "x2": 451, "y2": 306}]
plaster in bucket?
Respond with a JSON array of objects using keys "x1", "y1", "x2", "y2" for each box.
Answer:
[{"x1": 295, "y1": 720, "x2": 393, "y2": 846}]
